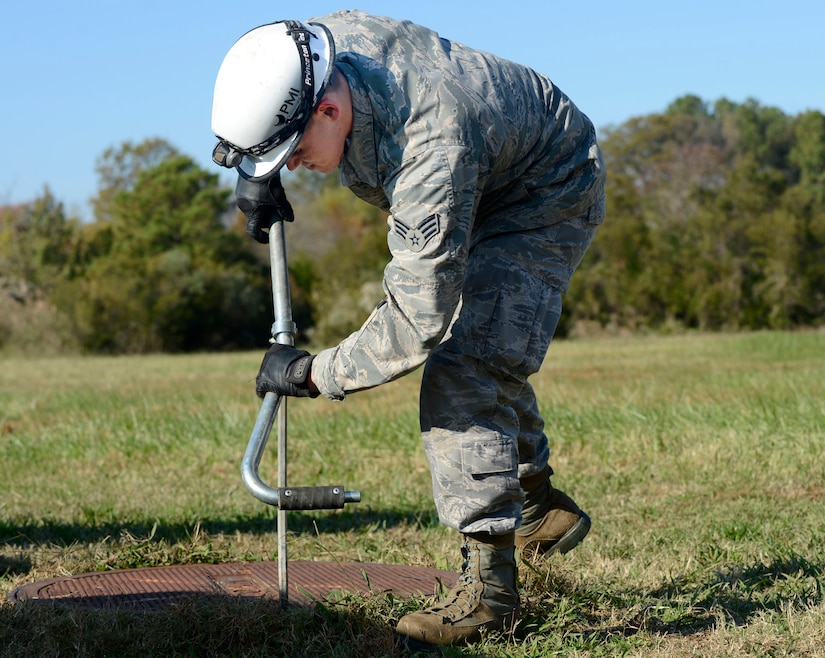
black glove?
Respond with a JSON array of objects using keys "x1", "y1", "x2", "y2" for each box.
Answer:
[
  {"x1": 235, "y1": 173, "x2": 295, "y2": 243},
  {"x1": 256, "y1": 343, "x2": 318, "y2": 399}
]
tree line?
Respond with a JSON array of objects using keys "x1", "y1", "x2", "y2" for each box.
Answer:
[
  {"x1": 566, "y1": 95, "x2": 825, "y2": 334},
  {"x1": 1, "y1": 96, "x2": 823, "y2": 355}
]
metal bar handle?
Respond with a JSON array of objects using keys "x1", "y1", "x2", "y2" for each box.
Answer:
[
  {"x1": 241, "y1": 397, "x2": 361, "y2": 508},
  {"x1": 239, "y1": 221, "x2": 361, "y2": 510},
  {"x1": 240, "y1": 391, "x2": 282, "y2": 506}
]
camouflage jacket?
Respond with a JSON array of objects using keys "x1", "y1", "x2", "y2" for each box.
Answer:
[{"x1": 310, "y1": 10, "x2": 604, "y2": 400}]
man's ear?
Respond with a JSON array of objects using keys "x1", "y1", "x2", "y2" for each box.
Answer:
[{"x1": 316, "y1": 98, "x2": 340, "y2": 120}]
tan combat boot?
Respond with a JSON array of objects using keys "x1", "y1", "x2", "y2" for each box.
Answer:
[
  {"x1": 396, "y1": 531, "x2": 519, "y2": 648},
  {"x1": 515, "y1": 467, "x2": 591, "y2": 556}
]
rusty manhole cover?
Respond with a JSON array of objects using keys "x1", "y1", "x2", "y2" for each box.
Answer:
[{"x1": 9, "y1": 561, "x2": 456, "y2": 610}]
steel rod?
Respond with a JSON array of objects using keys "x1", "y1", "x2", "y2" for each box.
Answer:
[{"x1": 240, "y1": 220, "x2": 360, "y2": 607}]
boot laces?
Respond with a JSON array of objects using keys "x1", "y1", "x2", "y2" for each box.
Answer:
[{"x1": 421, "y1": 541, "x2": 483, "y2": 621}]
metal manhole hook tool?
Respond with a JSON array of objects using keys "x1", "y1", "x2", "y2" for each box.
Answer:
[{"x1": 241, "y1": 219, "x2": 361, "y2": 606}]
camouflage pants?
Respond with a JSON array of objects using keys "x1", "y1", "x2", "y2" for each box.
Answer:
[{"x1": 420, "y1": 197, "x2": 605, "y2": 535}]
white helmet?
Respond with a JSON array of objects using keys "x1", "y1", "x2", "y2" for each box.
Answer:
[{"x1": 211, "y1": 20, "x2": 335, "y2": 180}]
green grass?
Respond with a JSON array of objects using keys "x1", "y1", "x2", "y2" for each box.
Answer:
[{"x1": 1, "y1": 330, "x2": 824, "y2": 656}]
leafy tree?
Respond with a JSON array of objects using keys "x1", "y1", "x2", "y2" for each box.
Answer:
[
  {"x1": 60, "y1": 143, "x2": 272, "y2": 353},
  {"x1": 567, "y1": 97, "x2": 825, "y2": 334},
  {"x1": 784, "y1": 111, "x2": 825, "y2": 322},
  {"x1": 0, "y1": 191, "x2": 82, "y2": 353},
  {"x1": 0, "y1": 187, "x2": 78, "y2": 292},
  {"x1": 92, "y1": 138, "x2": 179, "y2": 224}
]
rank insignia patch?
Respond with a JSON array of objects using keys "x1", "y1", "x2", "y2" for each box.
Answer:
[{"x1": 391, "y1": 213, "x2": 441, "y2": 253}]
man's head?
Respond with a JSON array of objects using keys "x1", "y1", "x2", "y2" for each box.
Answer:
[
  {"x1": 282, "y1": 72, "x2": 351, "y2": 174},
  {"x1": 211, "y1": 20, "x2": 336, "y2": 180}
]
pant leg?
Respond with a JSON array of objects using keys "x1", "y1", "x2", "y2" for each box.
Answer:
[
  {"x1": 513, "y1": 380, "x2": 552, "y2": 481},
  {"x1": 420, "y1": 348, "x2": 523, "y2": 535},
  {"x1": 420, "y1": 197, "x2": 604, "y2": 535},
  {"x1": 420, "y1": 252, "x2": 564, "y2": 534}
]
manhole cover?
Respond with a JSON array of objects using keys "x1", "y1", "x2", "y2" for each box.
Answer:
[{"x1": 8, "y1": 561, "x2": 456, "y2": 610}]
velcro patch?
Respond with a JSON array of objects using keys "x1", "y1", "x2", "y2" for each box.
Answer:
[
  {"x1": 391, "y1": 213, "x2": 441, "y2": 253},
  {"x1": 287, "y1": 355, "x2": 312, "y2": 384}
]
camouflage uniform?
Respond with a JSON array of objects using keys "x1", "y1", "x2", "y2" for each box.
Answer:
[{"x1": 310, "y1": 11, "x2": 606, "y2": 534}]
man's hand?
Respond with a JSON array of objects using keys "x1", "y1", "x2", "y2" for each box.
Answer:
[
  {"x1": 236, "y1": 173, "x2": 295, "y2": 243},
  {"x1": 256, "y1": 343, "x2": 319, "y2": 398}
]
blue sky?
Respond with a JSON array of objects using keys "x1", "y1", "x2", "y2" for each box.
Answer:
[{"x1": 2, "y1": 1, "x2": 823, "y2": 221}]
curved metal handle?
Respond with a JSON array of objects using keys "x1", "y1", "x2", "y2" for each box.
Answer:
[
  {"x1": 240, "y1": 221, "x2": 360, "y2": 509},
  {"x1": 240, "y1": 392, "x2": 361, "y2": 507},
  {"x1": 240, "y1": 391, "x2": 282, "y2": 506}
]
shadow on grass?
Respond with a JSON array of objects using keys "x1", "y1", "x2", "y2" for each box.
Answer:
[
  {"x1": 0, "y1": 555, "x2": 32, "y2": 578},
  {"x1": 566, "y1": 553, "x2": 825, "y2": 642},
  {"x1": 6, "y1": 514, "x2": 822, "y2": 653},
  {"x1": 0, "y1": 507, "x2": 441, "y2": 551},
  {"x1": 655, "y1": 553, "x2": 823, "y2": 624},
  {"x1": 0, "y1": 594, "x2": 417, "y2": 658},
  {"x1": 1, "y1": 510, "x2": 496, "y2": 656},
  {"x1": 2, "y1": 594, "x2": 517, "y2": 658}
]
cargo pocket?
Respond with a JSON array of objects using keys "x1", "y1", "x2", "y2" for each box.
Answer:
[
  {"x1": 457, "y1": 434, "x2": 520, "y2": 524},
  {"x1": 462, "y1": 436, "x2": 518, "y2": 480},
  {"x1": 446, "y1": 251, "x2": 563, "y2": 377}
]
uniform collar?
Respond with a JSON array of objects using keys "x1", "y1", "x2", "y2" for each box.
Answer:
[{"x1": 337, "y1": 60, "x2": 379, "y2": 188}]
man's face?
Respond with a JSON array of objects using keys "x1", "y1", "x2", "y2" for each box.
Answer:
[{"x1": 285, "y1": 111, "x2": 346, "y2": 174}]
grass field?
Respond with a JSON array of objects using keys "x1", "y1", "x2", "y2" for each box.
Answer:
[{"x1": 1, "y1": 330, "x2": 824, "y2": 657}]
